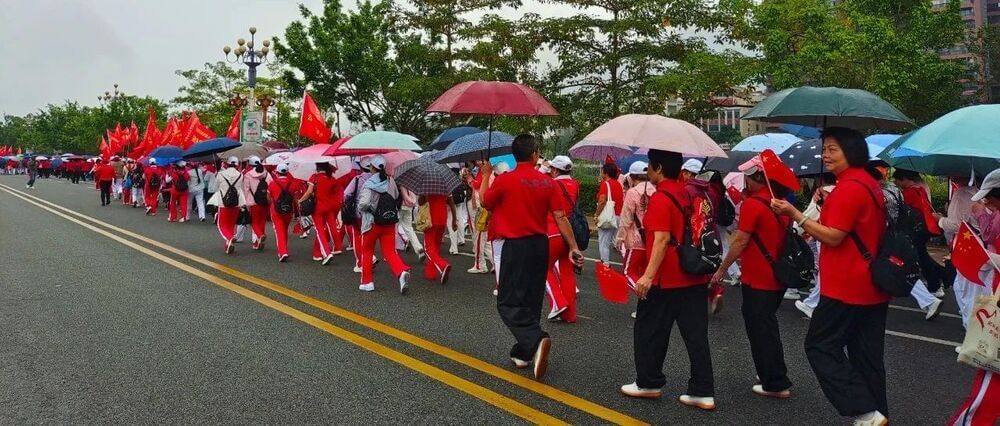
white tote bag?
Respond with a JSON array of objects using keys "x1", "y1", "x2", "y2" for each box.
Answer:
[
  {"x1": 597, "y1": 181, "x2": 618, "y2": 230},
  {"x1": 957, "y1": 292, "x2": 1000, "y2": 374}
]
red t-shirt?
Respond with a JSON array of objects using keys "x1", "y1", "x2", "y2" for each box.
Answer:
[
  {"x1": 901, "y1": 186, "x2": 942, "y2": 235},
  {"x1": 739, "y1": 190, "x2": 790, "y2": 291},
  {"x1": 94, "y1": 164, "x2": 115, "y2": 181},
  {"x1": 598, "y1": 178, "x2": 625, "y2": 216},
  {"x1": 268, "y1": 174, "x2": 304, "y2": 210},
  {"x1": 483, "y1": 163, "x2": 566, "y2": 240},
  {"x1": 169, "y1": 169, "x2": 189, "y2": 192},
  {"x1": 548, "y1": 177, "x2": 579, "y2": 236},
  {"x1": 144, "y1": 166, "x2": 164, "y2": 191},
  {"x1": 309, "y1": 173, "x2": 347, "y2": 213},
  {"x1": 427, "y1": 194, "x2": 449, "y2": 226},
  {"x1": 819, "y1": 168, "x2": 890, "y2": 305},
  {"x1": 643, "y1": 179, "x2": 709, "y2": 288}
]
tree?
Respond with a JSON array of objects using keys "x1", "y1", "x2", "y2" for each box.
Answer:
[
  {"x1": 653, "y1": 49, "x2": 758, "y2": 122},
  {"x1": 402, "y1": 0, "x2": 520, "y2": 72},
  {"x1": 969, "y1": 24, "x2": 1000, "y2": 103}
]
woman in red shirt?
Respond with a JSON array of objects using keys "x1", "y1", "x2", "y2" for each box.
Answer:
[
  {"x1": 93, "y1": 159, "x2": 115, "y2": 206},
  {"x1": 595, "y1": 163, "x2": 624, "y2": 264},
  {"x1": 300, "y1": 162, "x2": 349, "y2": 265},
  {"x1": 544, "y1": 156, "x2": 579, "y2": 323},
  {"x1": 422, "y1": 193, "x2": 458, "y2": 284},
  {"x1": 167, "y1": 161, "x2": 190, "y2": 222},
  {"x1": 268, "y1": 163, "x2": 305, "y2": 262},
  {"x1": 892, "y1": 168, "x2": 946, "y2": 294},
  {"x1": 772, "y1": 127, "x2": 890, "y2": 425}
]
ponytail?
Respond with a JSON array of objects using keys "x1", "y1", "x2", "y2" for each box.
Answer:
[{"x1": 378, "y1": 165, "x2": 387, "y2": 181}]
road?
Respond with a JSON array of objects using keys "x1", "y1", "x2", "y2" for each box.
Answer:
[{"x1": 0, "y1": 175, "x2": 974, "y2": 424}]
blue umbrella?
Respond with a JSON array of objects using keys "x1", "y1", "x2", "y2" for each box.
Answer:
[
  {"x1": 490, "y1": 154, "x2": 516, "y2": 169},
  {"x1": 732, "y1": 133, "x2": 802, "y2": 153},
  {"x1": 183, "y1": 137, "x2": 241, "y2": 159},
  {"x1": 430, "y1": 126, "x2": 483, "y2": 150},
  {"x1": 779, "y1": 139, "x2": 824, "y2": 176},
  {"x1": 148, "y1": 145, "x2": 184, "y2": 166},
  {"x1": 865, "y1": 134, "x2": 899, "y2": 161},
  {"x1": 880, "y1": 105, "x2": 1000, "y2": 177},
  {"x1": 437, "y1": 131, "x2": 515, "y2": 164},
  {"x1": 779, "y1": 124, "x2": 821, "y2": 138},
  {"x1": 616, "y1": 154, "x2": 648, "y2": 173}
]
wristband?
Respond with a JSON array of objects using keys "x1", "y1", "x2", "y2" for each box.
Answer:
[{"x1": 797, "y1": 216, "x2": 809, "y2": 227}]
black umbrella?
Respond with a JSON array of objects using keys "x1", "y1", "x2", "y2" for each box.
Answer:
[
  {"x1": 703, "y1": 151, "x2": 758, "y2": 173},
  {"x1": 779, "y1": 139, "x2": 824, "y2": 176}
]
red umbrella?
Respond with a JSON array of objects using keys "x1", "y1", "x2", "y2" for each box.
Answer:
[
  {"x1": 426, "y1": 81, "x2": 559, "y2": 116},
  {"x1": 323, "y1": 136, "x2": 397, "y2": 157},
  {"x1": 262, "y1": 140, "x2": 289, "y2": 151}
]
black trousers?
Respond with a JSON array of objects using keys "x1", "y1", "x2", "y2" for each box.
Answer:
[
  {"x1": 805, "y1": 297, "x2": 889, "y2": 417},
  {"x1": 914, "y1": 237, "x2": 945, "y2": 292},
  {"x1": 99, "y1": 180, "x2": 112, "y2": 205},
  {"x1": 71, "y1": 171, "x2": 80, "y2": 184},
  {"x1": 741, "y1": 286, "x2": 792, "y2": 392},
  {"x1": 634, "y1": 284, "x2": 714, "y2": 396},
  {"x1": 496, "y1": 235, "x2": 549, "y2": 361}
]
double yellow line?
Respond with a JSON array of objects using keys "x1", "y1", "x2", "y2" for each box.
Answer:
[{"x1": 0, "y1": 184, "x2": 647, "y2": 426}]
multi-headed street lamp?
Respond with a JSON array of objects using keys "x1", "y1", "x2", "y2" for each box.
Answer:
[
  {"x1": 98, "y1": 83, "x2": 124, "y2": 105},
  {"x1": 222, "y1": 26, "x2": 271, "y2": 96}
]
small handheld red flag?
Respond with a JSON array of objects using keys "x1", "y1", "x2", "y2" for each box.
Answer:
[
  {"x1": 760, "y1": 149, "x2": 801, "y2": 195},
  {"x1": 299, "y1": 91, "x2": 332, "y2": 145},
  {"x1": 596, "y1": 262, "x2": 633, "y2": 304},
  {"x1": 953, "y1": 221, "x2": 990, "y2": 286}
]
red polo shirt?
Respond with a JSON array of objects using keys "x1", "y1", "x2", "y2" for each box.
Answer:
[
  {"x1": 309, "y1": 173, "x2": 347, "y2": 213},
  {"x1": 739, "y1": 190, "x2": 790, "y2": 291},
  {"x1": 268, "y1": 174, "x2": 304, "y2": 204},
  {"x1": 819, "y1": 167, "x2": 890, "y2": 305},
  {"x1": 548, "y1": 177, "x2": 579, "y2": 236},
  {"x1": 94, "y1": 164, "x2": 115, "y2": 182},
  {"x1": 643, "y1": 178, "x2": 709, "y2": 288},
  {"x1": 598, "y1": 178, "x2": 625, "y2": 215},
  {"x1": 901, "y1": 186, "x2": 942, "y2": 235},
  {"x1": 483, "y1": 162, "x2": 565, "y2": 240}
]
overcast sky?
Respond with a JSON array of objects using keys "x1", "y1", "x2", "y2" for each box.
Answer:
[{"x1": 0, "y1": 0, "x2": 604, "y2": 117}]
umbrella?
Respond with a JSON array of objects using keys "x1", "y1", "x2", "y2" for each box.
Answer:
[
  {"x1": 616, "y1": 154, "x2": 649, "y2": 173},
  {"x1": 568, "y1": 140, "x2": 634, "y2": 161},
  {"x1": 436, "y1": 131, "x2": 515, "y2": 164},
  {"x1": 780, "y1": 124, "x2": 822, "y2": 138},
  {"x1": 395, "y1": 158, "x2": 462, "y2": 196},
  {"x1": 865, "y1": 134, "x2": 901, "y2": 149},
  {"x1": 742, "y1": 86, "x2": 913, "y2": 130},
  {"x1": 880, "y1": 105, "x2": 1000, "y2": 177},
  {"x1": 34, "y1": 156, "x2": 49, "y2": 161},
  {"x1": 582, "y1": 114, "x2": 727, "y2": 157},
  {"x1": 182, "y1": 137, "x2": 241, "y2": 159},
  {"x1": 383, "y1": 151, "x2": 420, "y2": 174},
  {"x1": 288, "y1": 156, "x2": 353, "y2": 180},
  {"x1": 334, "y1": 131, "x2": 421, "y2": 152},
  {"x1": 291, "y1": 144, "x2": 335, "y2": 163},
  {"x1": 149, "y1": 146, "x2": 183, "y2": 158},
  {"x1": 430, "y1": 126, "x2": 483, "y2": 150},
  {"x1": 262, "y1": 140, "x2": 289, "y2": 151},
  {"x1": 220, "y1": 143, "x2": 268, "y2": 161},
  {"x1": 704, "y1": 151, "x2": 759, "y2": 173},
  {"x1": 731, "y1": 133, "x2": 802, "y2": 154},
  {"x1": 264, "y1": 152, "x2": 294, "y2": 165},
  {"x1": 324, "y1": 136, "x2": 400, "y2": 156},
  {"x1": 490, "y1": 154, "x2": 516, "y2": 170},
  {"x1": 779, "y1": 139, "x2": 825, "y2": 176}
]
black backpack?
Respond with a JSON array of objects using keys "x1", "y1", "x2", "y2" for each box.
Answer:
[
  {"x1": 661, "y1": 191, "x2": 722, "y2": 276},
  {"x1": 747, "y1": 197, "x2": 815, "y2": 289},
  {"x1": 253, "y1": 180, "x2": 269, "y2": 205},
  {"x1": 274, "y1": 179, "x2": 294, "y2": 214},
  {"x1": 221, "y1": 175, "x2": 241, "y2": 208},
  {"x1": 896, "y1": 194, "x2": 932, "y2": 243},
  {"x1": 557, "y1": 181, "x2": 590, "y2": 251},
  {"x1": 716, "y1": 196, "x2": 736, "y2": 227},
  {"x1": 845, "y1": 181, "x2": 921, "y2": 297},
  {"x1": 132, "y1": 171, "x2": 144, "y2": 188},
  {"x1": 174, "y1": 171, "x2": 189, "y2": 191},
  {"x1": 452, "y1": 183, "x2": 470, "y2": 204},
  {"x1": 372, "y1": 183, "x2": 401, "y2": 225},
  {"x1": 148, "y1": 171, "x2": 161, "y2": 190},
  {"x1": 341, "y1": 176, "x2": 362, "y2": 223}
]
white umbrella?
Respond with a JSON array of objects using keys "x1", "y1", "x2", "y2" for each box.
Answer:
[
  {"x1": 34, "y1": 156, "x2": 49, "y2": 161},
  {"x1": 288, "y1": 155, "x2": 352, "y2": 180},
  {"x1": 264, "y1": 152, "x2": 294, "y2": 165}
]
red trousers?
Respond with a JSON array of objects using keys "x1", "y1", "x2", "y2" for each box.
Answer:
[
  {"x1": 623, "y1": 247, "x2": 647, "y2": 291},
  {"x1": 216, "y1": 206, "x2": 240, "y2": 244},
  {"x1": 312, "y1": 209, "x2": 343, "y2": 258},
  {"x1": 168, "y1": 190, "x2": 188, "y2": 221},
  {"x1": 951, "y1": 370, "x2": 1000, "y2": 425},
  {"x1": 347, "y1": 222, "x2": 362, "y2": 266},
  {"x1": 545, "y1": 235, "x2": 577, "y2": 322},
  {"x1": 270, "y1": 209, "x2": 292, "y2": 257},
  {"x1": 144, "y1": 188, "x2": 159, "y2": 214},
  {"x1": 122, "y1": 187, "x2": 132, "y2": 205},
  {"x1": 423, "y1": 225, "x2": 449, "y2": 280},
  {"x1": 249, "y1": 204, "x2": 269, "y2": 243},
  {"x1": 361, "y1": 224, "x2": 409, "y2": 284}
]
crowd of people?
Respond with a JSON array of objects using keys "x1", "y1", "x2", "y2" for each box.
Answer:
[{"x1": 15, "y1": 128, "x2": 999, "y2": 425}]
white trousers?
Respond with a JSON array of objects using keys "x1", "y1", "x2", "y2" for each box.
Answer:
[
  {"x1": 597, "y1": 223, "x2": 618, "y2": 264},
  {"x1": 112, "y1": 178, "x2": 123, "y2": 198},
  {"x1": 186, "y1": 189, "x2": 206, "y2": 220},
  {"x1": 131, "y1": 187, "x2": 144, "y2": 205},
  {"x1": 954, "y1": 272, "x2": 994, "y2": 329},
  {"x1": 448, "y1": 206, "x2": 469, "y2": 252},
  {"x1": 472, "y1": 227, "x2": 493, "y2": 270},
  {"x1": 718, "y1": 225, "x2": 742, "y2": 279},
  {"x1": 805, "y1": 278, "x2": 938, "y2": 311},
  {"x1": 397, "y1": 207, "x2": 423, "y2": 253}
]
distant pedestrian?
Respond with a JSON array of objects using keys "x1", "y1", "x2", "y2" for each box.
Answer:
[
  {"x1": 595, "y1": 160, "x2": 624, "y2": 264},
  {"x1": 94, "y1": 159, "x2": 115, "y2": 206},
  {"x1": 421, "y1": 192, "x2": 457, "y2": 284},
  {"x1": 208, "y1": 157, "x2": 246, "y2": 254},
  {"x1": 357, "y1": 155, "x2": 411, "y2": 293},
  {"x1": 25, "y1": 158, "x2": 37, "y2": 189},
  {"x1": 186, "y1": 162, "x2": 207, "y2": 221},
  {"x1": 168, "y1": 161, "x2": 190, "y2": 222},
  {"x1": 243, "y1": 156, "x2": 270, "y2": 250},
  {"x1": 543, "y1": 156, "x2": 579, "y2": 323},
  {"x1": 268, "y1": 163, "x2": 304, "y2": 262}
]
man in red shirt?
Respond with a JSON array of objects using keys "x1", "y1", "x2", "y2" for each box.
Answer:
[
  {"x1": 168, "y1": 161, "x2": 190, "y2": 222},
  {"x1": 479, "y1": 134, "x2": 583, "y2": 381},
  {"x1": 544, "y1": 156, "x2": 580, "y2": 323},
  {"x1": 595, "y1": 162, "x2": 624, "y2": 264},
  {"x1": 143, "y1": 159, "x2": 165, "y2": 216},
  {"x1": 93, "y1": 159, "x2": 116, "y2": 206},
  {"x1": 621, "y1": 149, "x2": 715, "y2": 410},
  {"x1": 711, "y1": 155, "x2": 793, "y2": 399}
]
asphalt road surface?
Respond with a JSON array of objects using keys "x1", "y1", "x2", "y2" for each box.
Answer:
[{"x1": 0, "y1": 175, "x2": 976, "y2": 424}]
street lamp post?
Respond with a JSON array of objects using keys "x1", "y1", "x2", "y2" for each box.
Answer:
[
  {"x1": 98, "y1": 83, "x2": 124, "y2": 105},
  {"x1": 223, "y1": 27, "x2": 271, "y2": 102}
]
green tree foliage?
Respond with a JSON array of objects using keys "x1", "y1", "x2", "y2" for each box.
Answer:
[{"x1": 969, "y1": 24, "x2": 1000, "y2": 103}]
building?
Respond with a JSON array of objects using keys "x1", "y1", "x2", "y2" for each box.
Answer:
[
  {"x1": 934, "y1": 0, "x2": 1000, "y2": 102},
  {"x1": 665, "y1": 91, "x2": 774, "y2": 143}
]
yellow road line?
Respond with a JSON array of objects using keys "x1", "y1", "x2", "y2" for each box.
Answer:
[
  {"x1": 0, "y1": 186, "x2": 568, "y2": 426},
  {"x1": 0, "y1": 183, "x2": 648, "y2": 426}
]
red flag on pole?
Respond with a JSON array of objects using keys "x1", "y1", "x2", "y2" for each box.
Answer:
[
  {"x1": 299, "y1": 91, "x2": 332, "y2": 145},
  {"x1": 160, "y1": 117, "x2": 179, "y2": 147},
  {"x1": 953, "y1": 221, "x2": 991, "y2": 286},
  {"x1": 759, "y1": 148, "x2": 801, "y2": 196},
  {"x1": 226, "y1": 109, "x2": 242, "y2": 140},
  {"x1": 178, "y1": 112, "x2": 216, "y2": 149}
]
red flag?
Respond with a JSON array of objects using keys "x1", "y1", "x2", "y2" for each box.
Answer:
[
  {"x1": 129, "y1": 121, "x2": 139, "y2": 145},
  {"x1": 726, "y1": 185, "x2": 744, "y2": 205},
  {"x1": 226, "y1": 109, "x2": 242, "y2": 140},
  {"x1": 160, "y1": 117, "x2": 179, "y2": 147},
  {"x1": 178, "y1": 112, "x2": 216, "y2": 149},
  {"x1": 760, "y1": 149, "x2": 801, "y2": 193},
  {"x1": 595, "y1": 262, "x2": 634, "y2": 304},
  {"x1": 299, "y1": 91, "x2": 332, "y2": 144},
  {"x1": 953, "y1": 222, "x2": 991, "y2": 286},
  {"x1": 99, "y1": 137, "x2": 111, "y2": 161}
]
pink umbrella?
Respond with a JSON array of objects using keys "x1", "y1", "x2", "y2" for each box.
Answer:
[
  {"x1": 567, "y1": 140, "x2": 633, "y2": 161},
  {"x1": 426, "y1": 81, "x2": 559, "y2": 116},
  {"x1": 583, "y1": 114, "x2": 727, "y2": 158},
  {"x1": 290, "y1": 144, "x2": 334, "y2": 163},
  {"x1": 288, "y1": 155, "x2": 352, "y2": 180},
  {"x1": 383, "y1": 151, "x2": 420, "y2": 174}
]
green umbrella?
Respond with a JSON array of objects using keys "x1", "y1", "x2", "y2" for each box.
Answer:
[
  {"x1": 879, "y1": 105, "x2": 1000, "y2": 177},
  {"x1": 742, "y1": 86, "x2": 913, "y2": 130},
  {"x1": 339, "y1": 131, "x2": 421, "y2": 151}
]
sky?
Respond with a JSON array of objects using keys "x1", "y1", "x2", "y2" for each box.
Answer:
[{"x1": 0, "y1": 0, "x2": 721, "y2": 118}]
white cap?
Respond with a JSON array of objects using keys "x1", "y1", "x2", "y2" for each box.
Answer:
[
  {"x1": 248, "y1": 156, "x2": 262, "y2": 165},
  {"x1": 148, "y1": 158, "x2": 157, "y2": 165},
  {"x1": 550, "y1": 156, "x2": 573, "y2": 172},
  {"x1": 227, "y1": 156, "x2": 239, "y2": 166},
  {"x1": 494, "y1": 162, "x2": 511, "y2": 174},
  {"x1": 276, "y1": 163, "x2": 289, "y2": 173},
  {"x1": 972, "y1": 169, "x2": 1000, "y2": 201},
  {"x1": 176, "y1": 160, "x2": 187, "y2": 167},
  {"x1": 682, "y1": 159, "x2": 704, "y2": 174},
  {"x1": 359, "y1": 156, "x2": 372, "y2": 169},
  {"x1": 369, "y1": 155, "x2": 386, "y2": 170},
  {"x1": 629, "y1": 161, "x2": 648, "y2": 175}
]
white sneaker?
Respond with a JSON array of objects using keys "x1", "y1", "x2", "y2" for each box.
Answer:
[
  {"x1": 322, "y1": 255, "x2": 334, "y2": 265},
  {"x1": 492, "y1": 289, "x2": 498, "y2": 296},
  {"x1": 417, "y1": 250, "x2": 427, "y2": 262},
  {"x1": 853, "y1": 410, "x2": 888, "y2": 426},
  {"x1": 359, "y1": 283, "x2": 375, "y2": 292},
  {"x1": 467, "y1": 267, "x2": 489, "y2": 274},
  {"x1": 934, "y1": 288, "x2": 946, "y2": 298},
  {"x1": 783, "y1": 289, "x2": 800, "y2": 300},
  {"x1": 510, "y1": 357, "x2": 529, "y2": 369},
  {"x1": 620, "y1": 382, "x2": 663, "y2": 399},
  {"x1": 332, "y1": 250, "x2": 343, "y2": 255},
  {"x1": 925, "y1": 298, "x2": 942, "y2": 321},
  {"x1": 752, "y1": 384, "x2": 791, "y2": 399},
  {"x1": 630, "y1": 311, "x2": 637, "y2": 319},
  {"x1": 312, "y1": 256, "x2": 323, "y2": 261},
  {"x1": 547, "y1": 306, "x2": 567, "y2": 320},
  {"x1": 449, "y1": 248, "x2": 459, "y2": 255},
  {"x1": 399, "y1": 271, "x2": 410, "y2": 295},
  {"x1": 795, "y1": 300, "x2": 814, "y2": 319},
  {"x1": 533, "y1": 336, "x2": 551, "y2": 380},
  {"x1": 679, "y1": 394, "x2": 716, "y2": 411},
  {"x1": 353, "y1": 265, "x2": 363, "y2": 273}
]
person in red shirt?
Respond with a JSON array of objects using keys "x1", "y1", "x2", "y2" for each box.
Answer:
[
  {"x1": 621, "y1": 149, "x2": 715, "y2": 410},
  {"x1": 544, "y1": 156, "x2": 580, "y2": 323},
  {"x1": 268, "y1": 163, "x2": 305, "y2": 262},
  {"x1": 300, "y1": 162, "x2": 350, "y2": 264},
  {"x1": 93, "y1": 159, "x2": 116, "y2": 206},
  {"x1": 422, "y1": 193, "x2": 458, "y2": 283},
  {"x1": 479, "y1": 134, "x2": 583, "y2": 381},
  {"x1": 892, "y1": 168, "x2": 946, "y2": 293},
  {"x1": 595, "y1": 162, "x2": 625, "y2": 264},
  {"x1": 771, "y1": 127, "x2": 890, "y2": 425},
  {"x1": 143, "y1": 159, "x2": 165, "y2": 215},
  {"x1": 167, "y1": 161, "x2": 190, "y2": 222},
  {"x1": 711, "y1": 155, "x2": 794, "y2": 399}
]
